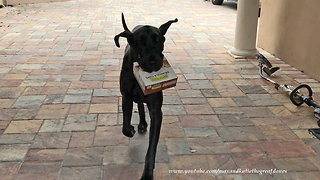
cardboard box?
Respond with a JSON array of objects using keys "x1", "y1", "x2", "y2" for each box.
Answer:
[{"x1": 133, "y1": 57, "x2": 177, "y2": 95}]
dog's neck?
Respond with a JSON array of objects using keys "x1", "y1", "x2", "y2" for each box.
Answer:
[
  {"x1": 131, "y1": 47, "x2": 141, "y2": 62},
  {"x1": 125, "y1": 45, "x2": 140, "y2": 63}
]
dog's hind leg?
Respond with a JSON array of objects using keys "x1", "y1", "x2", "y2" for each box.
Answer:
[
  {"x1": 138, "y1": 102, "x2": 148, "y2": 134},
  {"x1": 122, "y1": 96, "x2": 136, "y2": 137}
]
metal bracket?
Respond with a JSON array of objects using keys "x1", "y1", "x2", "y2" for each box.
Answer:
[{"x1": 309, "y1": 128, "x2": 320, "y2": 140}]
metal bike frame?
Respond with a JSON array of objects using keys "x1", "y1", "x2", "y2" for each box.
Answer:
[{"x1": 257, "y1": 53, "x2": 320, "y2": 139}]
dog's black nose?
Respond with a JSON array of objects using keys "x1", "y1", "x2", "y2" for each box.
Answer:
[{"x1": 149, "y1": 61, "x2": 159, "y2": 72}]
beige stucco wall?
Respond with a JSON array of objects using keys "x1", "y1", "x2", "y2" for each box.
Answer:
[
  {"x1": 257, "y1": 0, "x2": 320, "y2": 81},
  {"x1": 4, "y1": 0, "x2": 70, "y2": 5}
]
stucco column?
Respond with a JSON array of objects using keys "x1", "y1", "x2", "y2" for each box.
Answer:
[{"x1": 228, "y1": 0, "x2": 260, "y2": 58}]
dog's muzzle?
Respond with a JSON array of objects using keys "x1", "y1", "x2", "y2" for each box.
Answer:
[{"x1": 140, "y1": 55, "x2": 163, "y2": 73}]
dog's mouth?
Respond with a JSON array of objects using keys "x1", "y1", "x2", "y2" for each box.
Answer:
[
  {"x1": 139, "y1": 60, "x2": 163, "y2": 73},
  {"x1": 137, "y1": 54, "x2": 163, "y2": 73},
  {"x1": 141, "y1": 64, "x2": 162, "y2": 73}
]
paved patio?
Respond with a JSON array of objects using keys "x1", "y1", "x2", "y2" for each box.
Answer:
[{"x1": 0, "y1": 0, "x2": 320, "y2": 179}]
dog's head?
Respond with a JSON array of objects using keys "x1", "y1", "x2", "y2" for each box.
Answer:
[{"x1": 115, "y1": 13, "x2": 178, "y2": 73}]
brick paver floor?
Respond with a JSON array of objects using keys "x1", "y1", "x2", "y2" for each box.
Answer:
[{"x1": 1, "y1": 0, "x2": 320, "y2": 179}]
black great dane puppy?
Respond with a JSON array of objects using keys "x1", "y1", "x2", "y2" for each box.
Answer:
[{"x1": 114, "y1": 13, "x2": 178, "y2": 180}]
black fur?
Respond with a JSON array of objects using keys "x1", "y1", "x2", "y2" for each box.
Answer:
[{"x1": 114, "y1": 13, "x2": 177, "y2": 180}]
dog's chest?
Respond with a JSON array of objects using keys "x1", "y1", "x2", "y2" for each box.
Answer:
[{"x1": 120, "y1": 63, "x2": 146, "y2": 103}]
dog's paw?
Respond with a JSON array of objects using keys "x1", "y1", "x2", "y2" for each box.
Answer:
[
  {"x1": 140, "y1": 171, "x2": 153, "y2": 180},
  {"x1": 122, "y1": 125, "x2": 135, "y2": 137},
  {"x1": 138, "y1": 123, "x2": 148, "y2": 134}
]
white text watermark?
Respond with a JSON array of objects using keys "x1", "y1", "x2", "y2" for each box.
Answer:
[{"x1": 169, "y1": 168, "x2": 287, "y2": 175}]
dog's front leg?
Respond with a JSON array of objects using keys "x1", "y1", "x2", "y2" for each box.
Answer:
[
  {"x1": 141, "y1": 94, "x2": 163, "y2": 180},
  {"x1": 138, "y1": 102, "x2": 148, "y2": 134},
  {"x1": 122, "y1": 96, "x2": 136, "y2": 137}
]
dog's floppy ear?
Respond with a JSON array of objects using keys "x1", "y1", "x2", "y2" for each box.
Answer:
[
  {"x1": 114, "y1": 31, "x2": 132, "y2": 48},
  {"x1": 114, "y1": 13, "x2": 133, "y2": 48},
  {"x1": 159, "y1": 18, "x2": 178, "y2": 35}
]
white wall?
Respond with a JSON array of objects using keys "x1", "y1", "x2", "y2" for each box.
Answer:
[{"x1": 258, "y1": 0, "x2": 320, "y2": 81}]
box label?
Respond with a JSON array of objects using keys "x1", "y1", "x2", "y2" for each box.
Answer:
[{"x1": 133, "y1": 57, "x2": 177, "y2": 95}]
